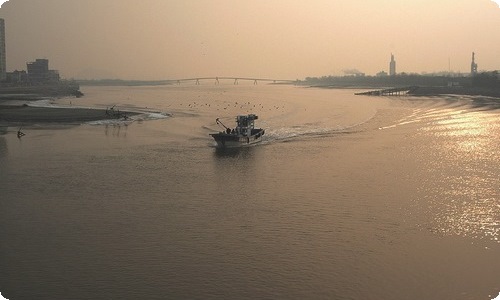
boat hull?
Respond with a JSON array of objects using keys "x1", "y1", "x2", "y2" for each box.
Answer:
[{"x1": 210, "y1": 129, "x2": 264, "y2": 148}]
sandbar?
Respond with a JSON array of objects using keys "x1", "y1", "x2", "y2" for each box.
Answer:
[{"x1": 0, "y1": 105, "x2": 138, "y2": 126}]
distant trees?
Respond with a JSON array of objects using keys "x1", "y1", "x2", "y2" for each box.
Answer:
[
  {"x1": 301, "y1": 72, "x2": 500, "y2": 89},
  {"x1": 471, "y1": 71, "x2": 499, "y2": 88},
  {"x1": 302, "y1": 74, "x2": 451, "y2": 87}
]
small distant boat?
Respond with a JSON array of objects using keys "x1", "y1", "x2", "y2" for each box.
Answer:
[{"x1": 210, "y1": 114, "x2": 265, "y2": 148}]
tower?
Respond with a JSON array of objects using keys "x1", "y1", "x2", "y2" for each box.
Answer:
[
  {"x1": 0, "y1": 19, "x2": 6, "y2": 81},
  {"x1": 389, "y1": 53, "x2": 396, "y2": 76},
  {"x1": 471, "y1": 52, "x2": 478, "y2": 76}
]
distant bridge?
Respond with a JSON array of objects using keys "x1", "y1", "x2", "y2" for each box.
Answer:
[
  {"x1": 355, "y1": 86, "x2": 419, "y2": 96},
  {"x1": 167, "y1": 77, "x2": 297, "y2": 85}
]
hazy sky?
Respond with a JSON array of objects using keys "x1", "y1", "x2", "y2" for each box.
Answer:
[{"x1": 0, "y1": 0, "x2": 499, "y2": 80}]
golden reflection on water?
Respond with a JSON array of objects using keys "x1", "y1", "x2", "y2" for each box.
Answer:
[{"x1": 417, "y1": 108, "x2": 499, "y2": 243}]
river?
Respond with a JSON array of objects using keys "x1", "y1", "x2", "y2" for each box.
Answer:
[{"x1": 0, "y1": 84, "x2": 499, "y2": 299}]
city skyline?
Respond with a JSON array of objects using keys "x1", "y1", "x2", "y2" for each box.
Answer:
[{"x1": 0, "y1": 0, "x2": 499, "y2": 80}]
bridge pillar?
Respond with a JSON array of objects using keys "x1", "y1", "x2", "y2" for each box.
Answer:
[
  {"x1": 177, "y1": 80, "x2": 180, "y2": 85},
  {"x1": 215, "y1": 77, "x2": 219, "y2": 85},
  {"x1": 254, "y1": 80, "x2": 258, "y2": 85},
  {"x1": 196, "y1": 79, "x2": 200, "y2": 85},
  {"x1": 234, "y1": 79, "x2": 239, "y2": 85}
]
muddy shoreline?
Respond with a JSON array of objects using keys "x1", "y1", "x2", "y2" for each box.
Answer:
[{"x1": 0, "y1": 105, "x2": 138, "y2": 126}]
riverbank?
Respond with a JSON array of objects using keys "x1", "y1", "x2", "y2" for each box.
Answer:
[
  {"x1": 0, "y1": 105, "x2": 138, "y2": 126},
  {"x1": 352, "y1": 86, "x2": 500, "y2": 99},
  {"x1": 408, "y1": 86, "x2": 500, "y2": 98},
  {"x1": 0, "y1": 81, "x2": 83, "y2": 99}
]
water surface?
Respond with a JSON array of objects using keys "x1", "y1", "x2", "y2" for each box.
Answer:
[{"x1": 1, "y1": 84, "x2": 499, "y2": 299}]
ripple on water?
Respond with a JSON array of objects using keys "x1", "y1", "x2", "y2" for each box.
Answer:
[{"x1": 413, "y1": 105, "x2": 499, "y2": 242}]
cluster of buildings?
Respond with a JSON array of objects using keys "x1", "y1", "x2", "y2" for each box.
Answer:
[
  {"x1": 0, "y1": 18, "x2": 61, "y2": 85},
  {"x1": 6, "y1": 59, "x2": 60, "y2": 84}
]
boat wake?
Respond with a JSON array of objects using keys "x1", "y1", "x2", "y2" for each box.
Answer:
[
  {"x1": 259, "y1": 124, "x2": 357, "y2": 145},
  {"x1": 258, "y1": 111, "x2": 377, "y2": 144}
]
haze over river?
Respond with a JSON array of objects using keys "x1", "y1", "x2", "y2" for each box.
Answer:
[{"x1": 1, "y1": 84, "x2": 499, "y2": 299}]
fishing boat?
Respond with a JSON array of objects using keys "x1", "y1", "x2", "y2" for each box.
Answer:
[{"x1": 210, "y1": 114, "x2": 265, "y2": 148}]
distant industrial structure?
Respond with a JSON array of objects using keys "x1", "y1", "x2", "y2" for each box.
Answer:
[
  {"x1": 0, "y1": 18, "x2": 80, "y2": 97},
  {"x1": 0, "y1": 19, "x2": 60, "y2": 85},
  {"x1": 471, "y1": 52, "x2": 478, "y2": 76},
  {"x1": 389, "y1": 54, "x2": 396, "y2": 76},
  {"x1": 0, "y1": 19, "x2": 6, "y2": 81}
]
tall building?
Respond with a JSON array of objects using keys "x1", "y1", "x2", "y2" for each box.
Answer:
[
  {"x1": 0, "y1": 19, "x2": 6, "y2": 81},
  {"x1": 26, "y1": 59, "x2": 60, "y2": 83},
  {"x1": 471, "y1": 52, "x2": 478, "y2": 76},
  {"x1": 389, "y1": 54, "x2": 396, "y2": 76}
]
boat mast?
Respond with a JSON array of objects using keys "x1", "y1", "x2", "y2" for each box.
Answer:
[{"x1": 215, "y1": 118, "x2": 229, "y2": 130}]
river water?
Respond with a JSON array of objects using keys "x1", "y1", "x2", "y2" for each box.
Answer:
[{"x1": 0, "y1": 84, "x2": 499, "y2": 299}]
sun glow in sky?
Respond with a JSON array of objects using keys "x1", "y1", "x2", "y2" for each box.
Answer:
[{"x1": 0, "y1": 0, "x2": 499, "y2": 80}]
